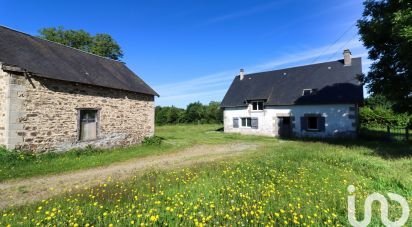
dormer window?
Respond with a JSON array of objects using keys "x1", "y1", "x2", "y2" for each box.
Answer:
[
  {"x1": 302, "y1": 89, "x2": 317, "y2": 96},
  {"x1": 252, "y1": 101, "x2": 264, "y2": 111}
]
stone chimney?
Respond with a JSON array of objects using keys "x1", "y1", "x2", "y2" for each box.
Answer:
[
  {"x1": 239, "y1": 68, "x2": 244, "y2": 80},
  {"x1": 343, "y1": 49, "x2": 352, "y2": 66}
]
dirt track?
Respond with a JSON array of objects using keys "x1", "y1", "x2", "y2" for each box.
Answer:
[{"x1": 0, "y1": 143, "x2": 258, "y2": 209}]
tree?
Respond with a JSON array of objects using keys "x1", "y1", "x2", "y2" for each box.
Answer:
[
  {"x1": 155, "y1": 106, "x2": 185, "y2": 125},
  {"x1": 38, "y1": 27, "x2": 123, "y2": 60},
  {"x1": 205, "y1": 101, "x2": 223, "y2": 123},
  {"x1": 357, "y1": 0, "x2": 412, "y2": 113},
  {"x1": 185, "y1": 102, "x2": 205, "y2": 123},
  {"x1": 364, "y1": 94, "x2": 394, "y2": 110}
]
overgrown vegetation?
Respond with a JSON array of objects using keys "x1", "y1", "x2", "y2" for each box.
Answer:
[
  {"x1": 155, "y1": 101, "x2": 223, "y2": 125},
  {"x1": 360, "y1": 95, "x2": 411, "y2": 128},
  {"x1": 1, "y1": 125, "x2": 411, "y2": 226},
  {"x1": 142, "y1": 136, "x2": 163, "y2": 146}
]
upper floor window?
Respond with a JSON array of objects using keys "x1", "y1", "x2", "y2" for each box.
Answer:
[{"x1": 252, "y1": 101, "x2": 264, "y2": 111}]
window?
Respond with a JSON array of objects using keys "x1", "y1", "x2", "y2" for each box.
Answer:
[
  {"x1": 241, "y1": 117, "x2": 252, "y2": 127},
  {"x1": 79, "y1": 109, "x2": 98, "y2": 141},
  {"x1": 307, "y1": 116, "x2": 319, "y2": 130},
  {"x1": 252, "y1": 101, "x2": 264, "y2": 111},
  {"x1": 301, "y1": 115, "x2": 325, "y2": 132},
  {"x1": 302, "y1": 89, "x2": 317, "y2": 96}
]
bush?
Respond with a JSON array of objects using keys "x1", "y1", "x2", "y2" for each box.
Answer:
[
  {"x1": 360, "y1": 106, "x2": 410, "y2": 128},
  {"x1": 142, "y1": 136, "x2": 163, "y2": 146},
  {"x1": 0, "y1": 147, "x2": 36, "y2": 163}
]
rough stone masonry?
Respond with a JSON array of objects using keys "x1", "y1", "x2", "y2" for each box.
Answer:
[{"x1": 0, "y1": 65, "x2": 155, "y2": 152}]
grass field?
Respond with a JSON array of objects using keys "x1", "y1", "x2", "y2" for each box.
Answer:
[
  {"x1": 1, "y1": 125, "x2": 411, "y2": 226},
  {"x1": 0, "y1": 124, "x2": 250, "y2": 181}
]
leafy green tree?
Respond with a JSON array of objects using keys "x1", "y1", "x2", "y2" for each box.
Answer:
[
  {"x1": 155, "y1": 106, "x2": 168, "y2": 125},
  {"x1": 38, "y1": 27, "x2": 123, "y2": 60},
  {"x1": 155, "y1": 106, "x2": 185, "y2": 125},
  {"x1": 364, "y1": 94, "x2": 394, "y2": 110},
  {"x1": 357, "y1": 0, "x2": 412, "y2": 113},
  {"x1": 206, "y1": 101, "x2": 223, "y2": 123},
  {"x1": 155, "y1": 101, "x2": 223, "y2": 125},
  {"x1": 185, "y1": 102, "x2": 206, "y2": 124},
  {"x1": 90, "y1": 34, "x2": 123, "y2": 60}
]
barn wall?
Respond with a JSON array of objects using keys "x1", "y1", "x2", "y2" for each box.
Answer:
[
  {"x1": 0, "y1": 64, "x2": 8, "y2": 145},
  {"x1": 223, "y1": 104, "x2": 357, "y2": 138},
  {"x1": 2, "y1": 69, "x2": 155, "y2": 152}
]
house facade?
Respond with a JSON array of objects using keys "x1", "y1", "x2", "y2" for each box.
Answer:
[
  {"x1": 221, "y1": 50, "x2": 363, "y2": 138},
  {"x1": 0, "y1": 26, "x2": 158, "y2": 152}
]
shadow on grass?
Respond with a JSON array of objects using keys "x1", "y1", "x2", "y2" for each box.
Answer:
[
  {"x1": 282, "y1": 136, "x2": 412, "y2": 159},
  {"x1": 215, "y1": 127, "x2": 224, "y2": 132}
]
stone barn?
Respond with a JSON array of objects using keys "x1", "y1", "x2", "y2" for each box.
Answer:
[{"x1": 0, "y1": 26, "x2": 158, "y2": 152}]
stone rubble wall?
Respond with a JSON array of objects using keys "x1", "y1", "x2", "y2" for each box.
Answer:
[
  {"x1": 0, "y1": 64, "x2": 7, "y2": 145},
  {"x1": 2, "y1": 68, "x2": 155, "y2": 152}
]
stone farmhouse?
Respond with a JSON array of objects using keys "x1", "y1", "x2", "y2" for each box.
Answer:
[
  {"x1": 221, "y1": 50, "x2": 363, "y2": 138},
  {"x1": 0, "y1": 26, "x2": 158, "y2": 152}
]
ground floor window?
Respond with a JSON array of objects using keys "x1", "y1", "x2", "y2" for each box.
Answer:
[
  {"x1": 241, "y1": 117, "x2": 252, "y2": 127},
  {"x1": 79, "y1": 109, "x2": 98, "y2": 141},
  {"x1": 301, "y1": 114, "x2": 325, "y2": 132},
  {"x1": 307, "y1": 116, "x2": 319, "y2": 130}
]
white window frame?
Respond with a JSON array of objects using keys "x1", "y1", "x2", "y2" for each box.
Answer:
[
  {"x1": 302, "y1": 89, "x2": 313, "y2": 96},
  {"x1": 241, "y1": 117, "x2": 252, "y2": 128},
  {"x1": 251, "y1": 101, "x2": 264, "y2": 111}
]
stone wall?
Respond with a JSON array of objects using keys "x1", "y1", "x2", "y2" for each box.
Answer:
[
  {"x1": 2, "y1": 69, "x2": 155, "y2": 152},
  {"x1": 0, "y1": 64, "x2": 7, "y2": 145}
]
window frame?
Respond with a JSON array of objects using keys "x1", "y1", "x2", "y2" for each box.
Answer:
[
  {"x1": 302, "y1": 89, "x2": 315, "y2": 96},
  {"x1": 77, "y1": 108, "x2": 100, "y2": 141},
  {"x1": 251, "y1": 101, "x2": 264, "y2": 111},
  {"x1": 241, "y1": 117, "x2": 252, "y2": 128}
]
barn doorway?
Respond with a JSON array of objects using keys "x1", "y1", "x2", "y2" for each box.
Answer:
[{"x1": 278, "y1": 117, "x2": 292, "y2": 138}]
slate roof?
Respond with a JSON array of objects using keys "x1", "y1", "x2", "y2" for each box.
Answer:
[
  {"x1": 0, "y1": 26, "x2": 158, "y2": 96},
  {"x1": 221, "y1": 58, "x2": 363, "y2": 107}
]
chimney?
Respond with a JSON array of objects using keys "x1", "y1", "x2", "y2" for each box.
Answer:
[
  {"x1": 343, "y1": 49, "x2": 352, "y2": 66},
  {"x1": 239, "y1": 68, "x2": 244, "y2": 80}
]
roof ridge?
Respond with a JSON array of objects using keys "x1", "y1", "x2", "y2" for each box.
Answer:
[
  {"x1": 0, "y1": 25, "x2": 124, "y2": 64},
  {"x1": 244, "y1": 57, "x2": 361, "y2": 77}
]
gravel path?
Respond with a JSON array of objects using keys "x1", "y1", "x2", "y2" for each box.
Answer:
[{"x1": 0, "y1": 143, "x2": 258, "y2": 209}]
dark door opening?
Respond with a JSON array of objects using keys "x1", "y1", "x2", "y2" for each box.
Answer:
[{"x1": 278, "y1": 117, "x2": 292, "y2": 138}]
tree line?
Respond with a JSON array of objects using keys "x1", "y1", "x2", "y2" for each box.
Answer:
[{"x1": 155, "y1": 101, "x2": 223, "y2": 125}]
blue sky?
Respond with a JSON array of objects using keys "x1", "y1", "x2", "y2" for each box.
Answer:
[{"x1": 0, "y1": 0, "x2": 369, "y2": 107}]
